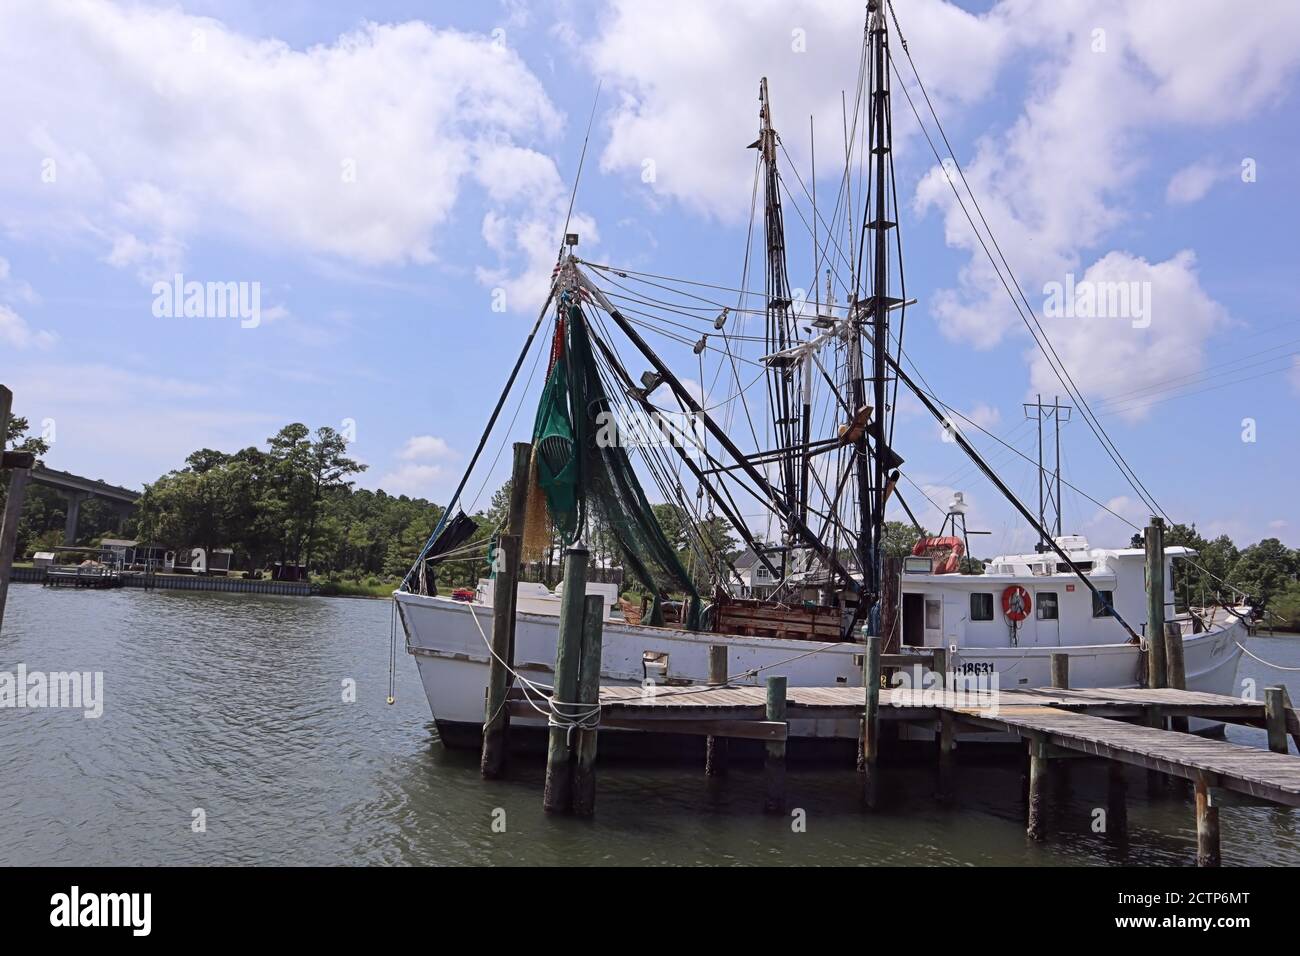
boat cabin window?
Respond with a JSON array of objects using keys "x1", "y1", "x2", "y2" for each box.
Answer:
[
  {"x1": 1056, "y1": 561, "x2": 1093, "y2": 573},
  {"x1": 925, "y1": 599, "x2": 942, "y2": 630},
  {"x1": 1037, "y1": 592, "x2": 1059, "y2": 620},
  {"x1": 970, "y1": 593, "x2": 994, "y2": 621},
  {"x1": 1092, "y1": 589, "x2": 1114, "y2": 618}
]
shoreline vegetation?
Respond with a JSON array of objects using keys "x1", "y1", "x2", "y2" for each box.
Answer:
[{"x1": 4, "y1": 417, "x2": 1300, "y2": 625}]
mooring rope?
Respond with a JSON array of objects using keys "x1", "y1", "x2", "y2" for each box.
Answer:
[
  {"x1": 387, "y1": 598, "x2": 397, "y2": 705},
  {"x1": 1234, "y1": 639, "x2": 1300, "y2": 673},
  {"x1": 463, "y1": 599, "x2": 599, "y2": 734}
]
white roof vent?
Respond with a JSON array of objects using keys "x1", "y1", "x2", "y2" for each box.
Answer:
[{"x1": 1053, "y1": 534, "x2": 1088, "y2": 551}]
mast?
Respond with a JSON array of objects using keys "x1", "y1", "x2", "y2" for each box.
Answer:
[
  {"x1": 754, "y1": 78, "x2": 801, "y2": 552},
  {"x1": 848, "y1": 0, "x2": 900, "y2": 630}
]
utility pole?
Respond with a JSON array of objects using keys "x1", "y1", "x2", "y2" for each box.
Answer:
[{"x1": 1023, "y1": 394, "x2": 1072, "y2": 551}]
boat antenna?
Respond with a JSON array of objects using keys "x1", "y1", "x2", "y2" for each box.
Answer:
[{"x1": 558, "y1": 81, "x2": 603, "y2": 264}]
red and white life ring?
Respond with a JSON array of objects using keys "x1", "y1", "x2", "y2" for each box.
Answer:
[
  {"x1": 1002, "y1": 585, "x2": 1032, "y2": 622},
  {"x1": 911, "y1": 535, "x2": 965, "y2": 575}
]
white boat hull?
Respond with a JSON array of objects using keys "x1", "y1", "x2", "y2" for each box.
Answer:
[{"x1": 396, "y1": 591, "x2": 1247, "y2": 750}]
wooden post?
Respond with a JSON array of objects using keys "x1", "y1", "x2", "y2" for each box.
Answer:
[
  {"x1": 1050, "y1": 652, "x2": 1069, "y2": 689},
  {"x1": 481, "y1": 531, "x2": 521, "y2": 779},
  {"x1": 480, "y1": 443, "x2": 532, "y2": 778},
  {"x1": 764, "y1": 675, "x2": 787, "y2": 813},
  {"x1": 931, "y1": 647, "x2": 952, "y2": 801},
  {"x1": 862, "y1": 635, "x2": 882, "y2": 809},
  {"x1": 503, "y1": 442, "x2": 531, "y2": 661},
  {"x1": 1195, "y1": 775, "x2": 1221, "y2": 867},
  {"x1": 1281, "y1": 686, "x2": 1300, "y2": 754},
  {"x1": 1106, "y1": 761, "x2": 1128, "y2": 841},
  {"x1": 0, "y1": 385, "x2": 34, "y2": 635},
  {"x1": 705, "y1": 645, "x2": 729, "y2": 776},
  {"x1": 1027, "y1": 736, "x2": 1049, "y2": 841},
  {"x1": 1165, "y1": 621, "x2": 1189, "y2": 734},
  {"x1": 1144, "y1": 517, "x2": 1167, "y2": 689},
  {"x1": 572, "y1": 593, "x2": 605, "y2": 818},
  {"x1": 1265, "y1": 686, "x2": 1289, "y2": 754},
  {"x1": 543, "y1": 544, "x2": 588, "y2": 815}
]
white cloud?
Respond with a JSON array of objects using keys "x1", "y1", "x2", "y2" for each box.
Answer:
[
  {"x1": 0, "y1": 304, "x2": 56, "y2": 350},
  {"x1": 0, "y1": 1, "x2": 576, "y2": 300},
  {"x1": 1028, "y1": 250, "x2": 1229, "y2": 421},
  {"x1": 588, "y1": 0, "x2": 1010, "y2": 221},
  {"x1": 376, "y1": 462, "x2": 451, "y2": 498},
  {"x1": 1166, "y1": 159, "x2": 1227, "y2": 205},
  {"x1": 399, "y1": 435, "x2": 458, "y2": 461},
  {"x1": 915, "y1": 0, "x2": 1300, "y2": 352}
]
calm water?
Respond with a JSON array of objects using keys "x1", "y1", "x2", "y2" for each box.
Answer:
[{"x1": 2, "y1": 585, "x2": 1297, "y2": 866}]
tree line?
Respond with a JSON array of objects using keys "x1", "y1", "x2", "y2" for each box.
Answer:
[{"x1": 3, "y1": 418, "x2": 1299, "y2": 624}]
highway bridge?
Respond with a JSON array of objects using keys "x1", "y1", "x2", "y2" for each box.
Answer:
[{"x1": 29, "y1": 465, "x2": 141, "y2": 544}]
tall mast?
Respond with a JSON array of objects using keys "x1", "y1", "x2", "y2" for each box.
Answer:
[
  {"x1": 849, "y1": 0, "x2": 901, "y2": 628},
  {"x1": 754, "y1": 78, "x2": 801, "y2": 554}
]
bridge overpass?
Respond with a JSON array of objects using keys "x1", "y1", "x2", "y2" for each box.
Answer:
[{"x1": 29, "y1": 465, "x2": 142, "y2": 544}]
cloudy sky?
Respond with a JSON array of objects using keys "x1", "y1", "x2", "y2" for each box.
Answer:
[{"x1": 2, "y1": 0, "x2": 1297, "y2": 553}]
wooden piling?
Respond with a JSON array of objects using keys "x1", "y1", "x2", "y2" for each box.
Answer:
[
  {"x1": 1050, "y1": 652, "x2": 1069, "y2": 690},
  {"x1": 1265, "y1": 686, "x2": 1289, "y2": 754},
  {"x1": 1027, "y1": 736, "x2": 1049, "y2": 841},
  {"x1": 764, "y1": 675, "x2": 787, "y2": 813},
  {"x1": 1107, "y1": 761, "x2": 1128, "y2": 841},
  {"x1": 542, "y1": 544, "x2": 589, "y2": 815},
  {"x1": 0, "y1": 385, "x2": 34, "y2": 635},
  {"x1": 1144, "y1": 517, "x2": 1167, "y2": 689},
  {"x1": 572, "y1": 593, "x2": 606, "y2": 818},
  {"x1": 932, "y1": 647, "x2": 953, "y2": 801},
  {"x1": 1195, "y1": 775, "x2": 1221, "y2": 867},
  {"x1": 705, "y1": 645, "x2": 729, "y2": 776},
  {"x1": 481, "y1": 531, "x2": 521, "y2": 779},
  {"x1": 1164, "y1": 620, "x2": 1189, "y2": 734},
  {"x1": 479, "y1": 443, "x2": 532, "y2": 778},
  {"x1": 862, "y1": 635, "x2": 882, "y2": 809}
]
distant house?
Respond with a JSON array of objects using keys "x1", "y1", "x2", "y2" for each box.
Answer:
[
  {"x1": 99, "y1": 538, "x2": 167, "y2": 569},
  {"x1": 731, "y1": 547, "x2": 778, "y2": 599},
  {"x1": 98, "y1": 539, "x2": 233, "y2": 575}
]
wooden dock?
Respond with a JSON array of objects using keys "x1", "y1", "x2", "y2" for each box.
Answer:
[{"x1": 509, "y1": 677, "x2": 1300, "y2": 865}]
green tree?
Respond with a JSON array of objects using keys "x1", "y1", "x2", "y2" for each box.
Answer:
[{"x1": 1229, "y1": 538, "x2": 1298, "y2": 608}]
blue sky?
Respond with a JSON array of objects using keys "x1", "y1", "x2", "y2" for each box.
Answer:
[{"x1": 2, "y1": 0, "x2": 1297, "y2": 553}]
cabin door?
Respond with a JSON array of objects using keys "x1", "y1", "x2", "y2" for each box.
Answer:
[{"x1": 1034, "y1": 589, "x2": 1060, "y2": 646}]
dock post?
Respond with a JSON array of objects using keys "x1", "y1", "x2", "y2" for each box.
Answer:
[
  {"x1": 1194, "y1": 774, "x2": 1221, "y2": 867},
  {"x1": 764, "y1": 675, "x2": 788, "y2": 814},
  {"x1": 862, "y1": 635, "x2": 882, "y2": 809},
  {"x1": 572, "y1": 593, "x2": 606, "y2": 818},
  {"x1": 931, "y1": 647, "x2": 953, "y2": 801},
  {"x1": 1106, "y1": 761, "x2": 1128, "y2": 842},
  {"x1": 480, "y1": 442, "x2": 532, "y2": 779},
  {"x1": 1165, "y1": 621, "x2": 1189, "y2": 734},
  {"x1": 1144, "y1": 517, "x2": 1167, "y2": 690},
  {"x1": 705, "y1": 645, "x2": 729, "y2": 776},
  {"x1": 1265, "y1": 686, "x2": 1289, "y2": 754},
  {"x1": 0, "y1": 386, "x2": 35, "y2": 635},
  {"x1": 543, "y1": 544, "x2": 589, "y2": 815},
  {"x1": 1050, "y1": 652, "x2": 1069, "y2": 689},
  {"x1": 481, "y1": 531, "x2": 522, "y2": 779},
  {"x1": 1027, "y1": 736, "x2": 1049, "y2": 842}
]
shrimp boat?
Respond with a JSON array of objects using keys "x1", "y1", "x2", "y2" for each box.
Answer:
[{"x1": 396, "y1": 1, "x2": 1249, "y2": 750}]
